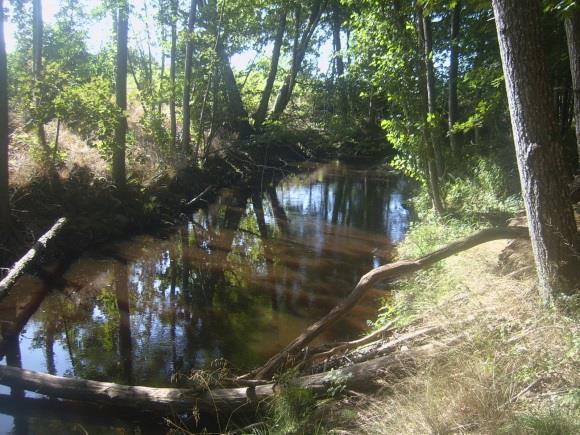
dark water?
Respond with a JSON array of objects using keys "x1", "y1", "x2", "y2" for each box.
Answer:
[{"x1": 0, "y1": 162, "x2": 410, "y2": 433}]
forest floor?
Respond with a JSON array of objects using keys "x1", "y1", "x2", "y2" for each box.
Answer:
[{"x1": 305, "y1": 219, "x2": 580, "y2": 435}]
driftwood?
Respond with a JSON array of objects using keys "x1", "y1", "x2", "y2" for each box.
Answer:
[
  {"x1": 0, "y1": 217, "x2": 67, "y2": 299},
  {"x1": 0, "y1": 338, "x2": 454, "y2": 415},
  {"x1": 308, "y1": 325, "x2": 441, "y2": 372},
  {"x1": 254, "y1": 226, "x2": 530, "y2": 379}
]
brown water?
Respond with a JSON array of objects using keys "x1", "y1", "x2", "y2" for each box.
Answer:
[{"x1": 0, "y1": 162, "x2": 410, "y2": 433}]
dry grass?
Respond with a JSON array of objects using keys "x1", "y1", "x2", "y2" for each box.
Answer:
[
  {"x1": 8, "y1": 110, "x2": 169, "y2": 188},
  {"x1": 335, "y1": 239, "x2": 579, "y2": 435}
]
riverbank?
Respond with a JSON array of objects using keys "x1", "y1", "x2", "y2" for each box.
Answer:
[
  {"x1": 1, "y1": 125, "x2": 333, "y2": 276},
  {"x1": 263, "y1": 214, "x2": 579, "y2": 435}
]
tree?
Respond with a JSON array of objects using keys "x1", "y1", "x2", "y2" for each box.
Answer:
[
  {"x1": 0, "y1": 0, "x2": 9, "y2": 230},
  {"x1": 565, "y1": 6, "x2": 580, "y2": 168},
  {"x1": 113, "y1": 0, "x2": 129, "y2": 190},
  {"x1": 492, "y1": 0, "x2": 579, "y2": 302},
  {"x1": 448, "y1": 0, "x2": 461, "y2": 153},
  {"x1": 418, "y1": 7, "x2": 445, "y2": 214},
  {"x1": 253, "y1": 6, "x2": 287, "y2": 128},
  {"x1": 271, "y1": 0, "x2": 326, "y2": 119},
  {"x1": 182, "y1": 0, "x2": 199, "y2": 153},
  {"x1": 169, "y1": 0, "x2": 178, "y2": 151}
]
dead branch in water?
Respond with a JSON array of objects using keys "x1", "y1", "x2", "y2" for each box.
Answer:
[{"x1": 0, "y1": 217, "x2": 67, "y2": 299}]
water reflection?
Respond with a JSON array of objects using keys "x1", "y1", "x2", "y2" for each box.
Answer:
[{"x1": 0, "y1": 163, "x2": 410, "y2": 432}]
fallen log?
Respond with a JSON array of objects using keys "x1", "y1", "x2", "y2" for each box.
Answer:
[
  {"x1": 254, "y1": 226, "x2": 530, "y2": 379},
  {"x1": 0, "y1": 338, "x2": 456, "y2": 416},
  {"x1": 0, "y1": 217, "x2": 67, "y2": 299}
]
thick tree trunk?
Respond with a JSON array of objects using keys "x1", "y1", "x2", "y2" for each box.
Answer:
[
  {"x1": 182, "y1": 0, "x2": 199, "y2": 153},
  {"x1": 0, "y1": 339, "x2": 449, "y2": 415},
  {"x1": 253, "y1": 9, "x2": 287, "y2": 128},
  {"x1": 492, "y1": 0, "x2": 580, "y2": 302},
  {"x1": 169, "y1": 0, "x2": 178, "y2": 151},
  {"x1": 565, "y1": 9, "x2": 580, "y2": 169},
  {"x1": 113, "y1": 0, "x2": 129, "y2": 190},
  {"x1": 254, "y1": 226, "x2": 530, "y2": 379},
  {"x1": 0, "y1": 0, "x2": 9, "y2": 230},
  {"x1": 218, "y1": 44, "x2": 254, "y2": 138},
  {"x1": 448, "y1": 1, "x2": 461, "y2": 153}
]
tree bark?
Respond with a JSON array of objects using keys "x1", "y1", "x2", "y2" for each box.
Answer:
[
  {"x1": 271, "y1": 0, "x2": 326, "y2": 119},
  {"x1": 33, "y1": 0, "x2": 59, "y2": 190},
  {"x1": 113, "y1": 0, "x2": 129, "y2": 190},
  {"x1": 0, "y1": 218, "x2": 67, "y2": 299},
  {"x1": 218, "y1": 44, "x2": 254, "y2": 138},
  {"x1": 418, "y1": 9, "x2": 445, "y2": 215},
  {"x1": 0, "y1": 0, "x2": 9, "y2": 229},
  {"x1": 565, "y1": 8, "x2": 580, "y2": 169},
  {"x1": 0, "y1": 339, "x2": 450, "y2": 415},
  {"x1": 492, "y1": 0, "x2": 580, "y2": 303},
  {"x1": 253, "y1": 8, "x2": 287, "y2": 128},
  {"x1": 169, "y1": 0, "x2": 178, "y2": 151},
  {"x1": 254, "y1": 226, "x2": 530, "y2": 379},
  {"x1": 182, "y1": 0, "x2": 199, "y2": 153},
  {"x1": 332, "y1": 0, "x2": 347, "y2": 117},
  {"x1": 448, "y1": 1, "x2": 461, "y2": 153}
]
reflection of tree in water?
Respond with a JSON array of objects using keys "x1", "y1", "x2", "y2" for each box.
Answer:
[{"x1": 19, "y1": 164, "x2": 409, "y2": 392}]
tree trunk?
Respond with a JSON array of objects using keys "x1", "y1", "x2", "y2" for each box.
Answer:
[
  {"x1": 169, "y1": 0, "x2": 178, "y2": 151},
  {"x1": 565, "y1": 9, "x2": 580, "y2": 170},
  {"x1": 0, "y1": 218, "x2": 67, "y2": 299},
  {"x1": 182, "y1": 0, "x2": 199, "y2": 154},
  {"x1": 332, "y1": 0, "x2": 347, "y2": 117},
  {"x1": 113, "y1": 0, "x2": 129, "y2": 190},
  {"x1": 0, "y1": 0, "x2": 9, "y2": 230},
  {"x1": 271, "y1": 0, "x2": 325, "y2": 119},
  {"x1": 492, "y1": 0, "x2": 580, "y2": 302},
  {"x1": 33, "y1": 0, "x2": 59, "y2": 190},
  {"x1": 253, "y1": 8, "x2": 287, "y2": 128},
  {"x1": 448, "y1": 1, "x2": 461, "y2": 153},
  {"x1": 418, "y1": 10, "x2": 445, "y2": 215},
  {"x1": 218, "y1": 44, "x2": 254, "y2": 138}
]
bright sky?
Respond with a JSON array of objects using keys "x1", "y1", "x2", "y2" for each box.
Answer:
[{"x1": 3, "y1": 0, "x2": 333, "y2": 73}]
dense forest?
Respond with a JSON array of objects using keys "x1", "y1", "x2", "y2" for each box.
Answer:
[{"x1": 0, "y1": 0, "x2": 579, "y2": 434}]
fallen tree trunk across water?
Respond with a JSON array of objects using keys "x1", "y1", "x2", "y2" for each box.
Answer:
[
  {"x1": 0, "y1": 217, "x2": 67, "y2": 299},
  {"x1": 253, "y1": 226, "x2": 530, "y2": 379},
  {"x1": 0, "y1": 338, "x2": 455, "y2": 415}
]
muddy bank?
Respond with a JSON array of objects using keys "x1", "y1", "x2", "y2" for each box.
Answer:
[{"x1": 1, "y1": 133, "x2": 328, "y2": 276}]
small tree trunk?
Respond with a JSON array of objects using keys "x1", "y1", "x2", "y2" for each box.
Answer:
[
  {"x1": 0, "y1": 0, "x2": 9, "y2": 229},
  {"x1": 182, "y1": 0, "x2": 199, "y2": 154},
  {"x1": 418, "y1": 9, "x2": 445, "y2": 215},
  {"x1": 565, "y1": 9, "x2": 580, "y2": 169},
  {"x1": 254, "y1": 8, "x2": 287, "y2": 128},
  {"x1": 332, "y1": 0, "x2": 347, "y2": 117},
  {"x1": 448, "y1": 1, "x2": 461, "y2": 154},
  {"x1": 493, "y1": 0, "x2": 580, "y2": 302},
  {"x1": 169, "y1": 0, "x2": 178, "y2": 151},
  {"x1": 113, "y1": 0, "x2": 129, "y2": 190}
]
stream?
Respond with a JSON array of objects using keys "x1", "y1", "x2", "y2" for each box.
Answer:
[{"x1": 0, "y1": 162, "x2": 410, "y2": 433}]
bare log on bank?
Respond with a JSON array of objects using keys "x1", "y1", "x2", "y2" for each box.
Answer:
[
  {"x1": 0, "y1": 338, "x2": 455, "y2": 415},
  {"x1": 0, "y1": 217, "x2": 67, "y2": 299},
  {"x1": 254, "y1": 226, "x2": 530, "y2": 379}
]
